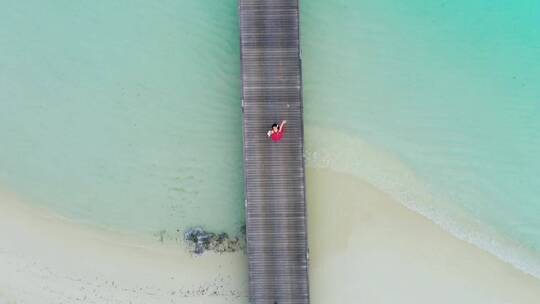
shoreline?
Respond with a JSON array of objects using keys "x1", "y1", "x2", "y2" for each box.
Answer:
[
  {"x1": 305, "y1": 125, "x2": 540, "y2": 280},
  {"x1": 2, "y1": 168, "x2": 540, "y2": 303},
  {"x1": 0, "y1": 191, "x2": 249, "y2": 304},
  {"x1": 307, "y1": 168, "x2": 540, "y2": 303}
]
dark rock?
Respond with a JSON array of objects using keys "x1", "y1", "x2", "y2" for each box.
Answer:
[
  {"x1": 184, "y1": 227, "x2": 245, "y2": 255},
  {"x1": 217, "y1": 233, "x2": 228, "y2": 242},
  {"x1": 184, "y1": 227, "x2": 204, "y2": 242},
  {"x1": 194, "y1": 243, "x2": 205, "y2": 255}
]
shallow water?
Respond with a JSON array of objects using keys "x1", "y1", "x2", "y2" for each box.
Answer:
[
  {"x1": 0, "y1": 0, "x2": 244, "y2": 235},
  {"x1": 302, "y1": 0, "x2": 540, "y2": 276},
  {"x1": 0, "y1": 0, "x2": 539, "y2": 277}
]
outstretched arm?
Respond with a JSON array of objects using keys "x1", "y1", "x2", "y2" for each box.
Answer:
[{"x1": 280, "y1": 120, "x2": 287, "y2": 130}]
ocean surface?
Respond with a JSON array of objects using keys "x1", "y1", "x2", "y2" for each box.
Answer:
[
  {"x1": 0, "y1": 0, "x2": 244, "y2": 235},
  {"x1": 1, "y1": 0, "x2": 539, "y2": 276}
]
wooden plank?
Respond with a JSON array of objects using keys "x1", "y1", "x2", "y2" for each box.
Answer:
[{"x1": 239, "y1": 0, "x2": 309, "y2": 303}]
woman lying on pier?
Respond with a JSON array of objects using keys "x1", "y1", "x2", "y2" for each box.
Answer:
[{"x1": 267, "y1": 120, "x2": 287, "y2": 142}]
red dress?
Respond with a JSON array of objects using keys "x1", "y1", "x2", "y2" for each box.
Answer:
[{"x1": 271, "y1": 126, "x2": 285, "y2": 142}]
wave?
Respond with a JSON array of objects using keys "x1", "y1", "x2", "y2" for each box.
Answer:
[{"x1": 304, "y1": 125, "x2": 540, "y2": 279}]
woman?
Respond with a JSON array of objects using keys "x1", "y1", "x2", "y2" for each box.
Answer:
[{"x1": 267, "y1": 120, "x2": 287, "y2": 142}]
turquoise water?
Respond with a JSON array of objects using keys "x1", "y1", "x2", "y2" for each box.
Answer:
[
  {"x1": 1, "y1": 0, "x2": 539, "y2": 276},
  {"x1": 302, "y1": 0, "x2": 540, "y2": 276},
  {"x1": 0, "y1": 0, "x2": 244, "y2": 235}
]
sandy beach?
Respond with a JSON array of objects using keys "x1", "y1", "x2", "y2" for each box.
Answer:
[
  {"x1": 0, "y1": 191, "x2": 249, "y2": 304},
  {"x1": 2, "y1": 168, "x2": 540, "y2": 303},
  {"x1": 307, "y1": 168, "x2": 540, "y2": 303}
]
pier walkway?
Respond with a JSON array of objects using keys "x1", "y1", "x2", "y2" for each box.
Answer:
[{"x1": 239, "y1": 0, "x2": 309, "y2": 303}]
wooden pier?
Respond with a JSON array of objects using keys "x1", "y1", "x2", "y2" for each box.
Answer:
[{"x1": 239, "y1": 0, "x2": 309, "y2": 303}]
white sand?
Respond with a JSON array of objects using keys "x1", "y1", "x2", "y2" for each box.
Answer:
[
  {"x1": 0, "y1": 191, "x2": 249, "y2": 304},
  {"x1": 307, "y1": 168, "x2": 540, "y2": 303},
  {"x1": 2, "y1": 168, "x2": 540, "y2": 303}
]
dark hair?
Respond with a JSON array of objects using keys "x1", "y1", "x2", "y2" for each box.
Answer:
[{"x1": 272, "y1": 123, "x2": 278, "y2": 129}]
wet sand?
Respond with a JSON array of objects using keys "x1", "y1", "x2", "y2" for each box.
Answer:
[
  {"x1": 2, "y1": 168, "x2": 540, "y2": 303},
  {"x1": 0, "y1": 191, "x2": 248, "y2": 304},
  {"x1": 307, "y1": 168, "x2": 540, "y2": 303}
]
